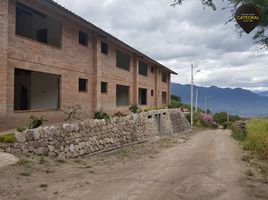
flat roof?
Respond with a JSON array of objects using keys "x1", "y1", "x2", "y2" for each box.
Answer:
[{"x1": 39, "y1": 0, "x2": 177, "y2": 75}]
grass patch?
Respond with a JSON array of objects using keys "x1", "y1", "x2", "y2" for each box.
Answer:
[
  {"x1": 243, "y1": 119, "x2": 268, "y2": 157},
  {"x1": 230, "y1": 123, "x2": 247, "y2": 141},
  {"x1": 0, "y1": 134, "x2": 16, "y2": 143},
  {"x1": 19, "y1": 172, "x2": 31, "y2": 176},
  {"x1": 56, "y1": 159, "x2": 66, "y2": 164},
  {"x1": 39, "y1": 156, "x2": 48, "y2": 165},
  {"x1": 17, "y1": 159, "x2": 31, "y2": 167}
]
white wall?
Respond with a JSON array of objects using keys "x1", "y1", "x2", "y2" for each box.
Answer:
[{"x1": 30, "y1": 72, "x2": 59, "y2": 109}]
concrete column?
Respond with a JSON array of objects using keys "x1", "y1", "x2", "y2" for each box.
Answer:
[
  {"x1": 0, "y1": 0, "x2": 9, "y2": 116},
  {"x1": 132, "y1": 54, "x2": 138, "y2": 105}
]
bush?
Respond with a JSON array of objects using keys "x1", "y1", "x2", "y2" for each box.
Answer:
[
  {"x1": 29, "y1": 116, "x2": 45, "y2": 129},
  {"x1": 0, "y1": 134, "x2": 16, "y2": 143},
  {"x1": 129, "y1": 104, "x2": 138, "y2": 113},
  {"x1": 230, "y1": 122, "x2": 247, "y2": 141},
  {"x1": 17, "y1": 127, "x2": 27, "y2": 132},
  {"x1": 168, "y1": 99, "x2": 182, "y2": 108},
  {"x1": 94, "y1": 110, "x2": 110, "y2": 120},
  {"x1": 199, "y1": 113, "x2": 214, "y2": 128}
]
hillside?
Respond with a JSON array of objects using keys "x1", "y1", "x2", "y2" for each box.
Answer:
[
  {"x1": 256, "y1": 91, "x2": 268, "y2": 97},
  {"x1": 171, "y1": 83, "x2": 268, "y2": 116}
]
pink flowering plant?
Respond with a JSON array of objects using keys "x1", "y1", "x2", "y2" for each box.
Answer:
[{"x1": 199, "y1": 113, "x2": 214, "y2": 127}]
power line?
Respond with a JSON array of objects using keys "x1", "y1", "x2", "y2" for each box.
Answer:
[
  {"x1": 158, "y1": 0, "x2": 173, "y2": 22},
  {"x1": 138, "y1": 0, "x2": 170, "y2": 44}
]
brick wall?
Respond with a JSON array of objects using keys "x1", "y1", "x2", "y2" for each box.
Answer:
[
  {"x1": 0, "y1": 0, "x2": 9, "y2": 116},
  {"x1": 0, "y1": 0, "x2": 172, "y2": 131}
]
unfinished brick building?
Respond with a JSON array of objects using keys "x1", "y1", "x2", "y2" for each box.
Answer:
[{"x1": 0, "y1": 0, "x2": 177, "y2": 131}]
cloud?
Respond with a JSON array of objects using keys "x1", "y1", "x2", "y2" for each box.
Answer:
[{"x1": 54, "y1": 0, "x2": 268, "y2": 92}]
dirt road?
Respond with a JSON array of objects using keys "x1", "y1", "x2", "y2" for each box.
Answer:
[{"x1": 1, "y1": 129, "x2": 267, "y2": 200}]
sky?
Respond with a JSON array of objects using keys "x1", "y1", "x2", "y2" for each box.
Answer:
[{"x1": 54, "y1": 0, "x2": 268, "y2": 92}]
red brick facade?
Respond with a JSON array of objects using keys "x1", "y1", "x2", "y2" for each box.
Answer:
[{"x1": 0, "y1": 0, "x2": 176, "y2": 131}]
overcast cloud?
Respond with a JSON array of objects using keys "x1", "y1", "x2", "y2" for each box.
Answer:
[{"x1": 55, "y1": 0, "x2": 268, "y2": 92}]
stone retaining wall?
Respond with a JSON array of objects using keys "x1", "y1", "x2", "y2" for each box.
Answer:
[{"x1": 0, "y1": 109, "x2": 191, "y2": 159}]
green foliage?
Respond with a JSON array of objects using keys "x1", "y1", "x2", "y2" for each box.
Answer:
[
  {"x1": 244, "y1": 118, "x2": 268, "y2": 157},
  {"x1": 17, "y1": 115, "x2": 45, "y2": 132},
  {"x1": 0, "y1": 134, "x2": 16, "y2": 143},
  {"x1": 17, "y1": 159, "x2": 31, "y2": 167},
  {"x1": 129, "y1": 104, "x2": 139, "y2": 113},
  {"x1": 185, "y1": 112, "x2": 201, "y2": 126},
  {"x1": 16, "y1": 127, "x2": 27, "y2": 132},
  {"x1": 169, "y1": 99, "x2": 182, "y2": 108},
  {"x1": 169, "y1": 94, "x2": 183, "y2": 108},
  {"x1": 171, "y1": 94, "x2": 182, "y2": 103},
  {"x1": 214, "y1": 112, "x2": 228, "y2": 125},
  {"x1": 19, "y1": 172, "x2": 31, "y2": 176},
  {"x1": 230, "y1": 122, "x2": 247, "y2": 141},
  {"x1": 94, "y1": 110, "x2": 110, "y2": 120},
  {"x1": 214, "y1": 112, "x2": 241, "y2": 126},
  {"x1": 172, "y1": 0, "x2": 268, "y2": 49},
  {"x1": 29, "y1": 116, "x2": 45, "y2": 129}
]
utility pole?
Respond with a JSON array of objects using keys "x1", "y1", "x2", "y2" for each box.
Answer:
[
  {"x1": 191, "y1": 64, "x2": 194, "y2": 126},
  {"x1": 195, "y1": 88, "x2": 198, "y2": 112},
  {"x1": 227, "y1": 106, "x2": 230, "y2": 127},
  {"x1": 205, "y1": 96, "x2": 207, "y2": 115}
]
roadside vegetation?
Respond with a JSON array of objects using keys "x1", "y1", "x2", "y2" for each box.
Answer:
[{"x1": 230, "y1": 118, "x2": 268, "y2": 159}]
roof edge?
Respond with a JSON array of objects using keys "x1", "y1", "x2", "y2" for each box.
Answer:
[{"x1": 42, "y1": 0, "x2": 177, "y2": 75}]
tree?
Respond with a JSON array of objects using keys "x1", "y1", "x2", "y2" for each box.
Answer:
[
  {"x1": 171, "y1": 94, "x2": 182, "y2": 103},
  {"x1": 171, "y1": 0, "x2": 268, "y2": 49},
  {"x1": 170, "y1": 94, "x2": 183, "y2": 108},
  {"x1": 213, "y1": 112, "x2": 228, "y2": 125}
]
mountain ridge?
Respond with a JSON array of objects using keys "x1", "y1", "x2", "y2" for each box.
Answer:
[{"x1": 171, "y1": 83, "x2": 268, "y2": 116}]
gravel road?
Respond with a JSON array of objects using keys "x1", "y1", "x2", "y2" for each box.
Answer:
[{"x1": 1, "y1": 129, "x2": 267, "y2": 200}]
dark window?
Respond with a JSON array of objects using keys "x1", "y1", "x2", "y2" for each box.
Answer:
[
  {"x1": 79, "y1": 31, "x2": 88, "y2": 46},
  {"x1": 151, "y1": 89, "x2": 154, "y2": 97},
  {"x1": 14, "y1": 69, "x2": 60, "y2": 110},
  {"x1": 139, "y1": 88, "x2": 147, "y2": 105},
  {"x1": 116, "y1": 50, "x2": 130, "y2": 70},
  {"x1": 101, "y1": 82, "x2": 108, "y2": 93},
  {"x1": 162, "y1": 72, "x2": 167, "y2": 83},
  {"x1": 16, "y1": 2, "x2": 61, "y2": 47},
  {"x1": 79, "y1": 78, "x2": 88, "y2": 92},
  {"x1": 162, "y1": 91, "x2": 167, "y2": 104},
  {"x1": 151, "y1": 66, "x2": 154, "y2": 73},
  {"x1": 101, "y1": 42, "x2": 108, "y2": 54},
  {"x1": 116, "y1": 85, "x2": 129, "y2": 106},
  {"x1": 139, "y1": 61, "x2": 148, "y2": 76}
]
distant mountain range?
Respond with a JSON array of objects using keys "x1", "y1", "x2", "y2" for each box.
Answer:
[
  {"x1": 171, "y1": 83, "x2": 268, "y2": 116},
  {"x1": 256, "y1": 91, "x2": 268, "y2": 97}
]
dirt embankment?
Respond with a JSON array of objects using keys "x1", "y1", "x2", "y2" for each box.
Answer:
[{"x1": 0, "y1": 129, "x2": 267, "y2": 200}]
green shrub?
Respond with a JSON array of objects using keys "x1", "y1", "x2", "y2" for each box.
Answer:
[
  {"x1": 0, "y1": 134, "x2": 16, "y2": 143},
  {"x1": 94, "y1": 110, "x2": 110, "y2": 120},
  {"x1": 16, "y1": 127, "x2": 27, "y2": 132},
  {"x1": 168, "y1": 99, "x2": 182, "y2": 108},
  {"x1": 129, "y1": 104, "x2": 138, "y2": 113},
  {"x1": 230, "y1": 123, "x2": 247, "y2": 141},
  {"x1": 29, "y1": 116, "x2": 45, "y2": 129}
]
